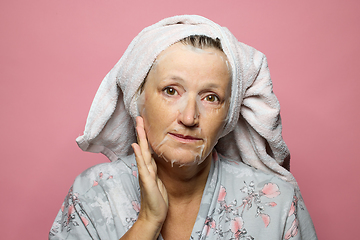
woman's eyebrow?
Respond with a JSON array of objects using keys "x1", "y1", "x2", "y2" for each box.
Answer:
[
  {"x1": 169, "y1": 75, "x2": 185, "y2": 82},
  {"x1": 160, "y1": 75, "x2": 185, "y2": 83},
  {"x1": 203, "y1": 83, "x2": 222, "y2": 89}
]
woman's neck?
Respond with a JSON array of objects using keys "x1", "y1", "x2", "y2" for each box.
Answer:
[{"x1": 154, "y1": 153, "x2": 212, "y2": 201}]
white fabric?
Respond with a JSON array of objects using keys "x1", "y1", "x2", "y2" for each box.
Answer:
[{"x1": 76, "y1": 15, "x2": 295, "y2": 185}]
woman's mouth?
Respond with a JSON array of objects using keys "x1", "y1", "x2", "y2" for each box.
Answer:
[{"x1": 168, "y1": 133, "x2": 202, "y2": 143}]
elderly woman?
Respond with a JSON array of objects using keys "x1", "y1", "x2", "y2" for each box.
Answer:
[{"x1": 49, "y1": 15, "x2": 317, "y2": 240}]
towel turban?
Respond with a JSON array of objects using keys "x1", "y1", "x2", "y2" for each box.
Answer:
[{"x1": 76, "y1": 15, "x2": 295, "y2": 185}]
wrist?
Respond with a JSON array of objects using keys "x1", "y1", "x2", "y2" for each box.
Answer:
[
  {"x1": 135, "y1": 217, "x2": 163, "y2": 240},
  {"x1": 138, "y1": 212, "x2": 165, "y2": 232},
  {"x1": 121, "y1": 217, "x2": 163, "y2": 240}
]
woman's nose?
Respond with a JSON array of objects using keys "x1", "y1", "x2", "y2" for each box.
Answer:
[{"x1": 178, "y1": 98, "x2": 199, "y2": 127}]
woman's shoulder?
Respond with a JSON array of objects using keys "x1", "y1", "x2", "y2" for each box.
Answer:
[
  {"x1": 214, "y1": 154, "x2": 315, "y2": 239},
  {"x1": 218, "y1": 154, "x2": 296, "y2": 198},
  {"x1": 71, "y1": 154, "x2": 138, "y2": 196}
]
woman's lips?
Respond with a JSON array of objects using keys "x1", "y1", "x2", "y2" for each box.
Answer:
[{"x1": 168, "y1": 133, "x2": 202, "y2": 143}]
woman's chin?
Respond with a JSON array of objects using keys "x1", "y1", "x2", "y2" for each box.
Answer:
[{"x1": 153, "y1": 147, "x2": 208, "y2": 168}]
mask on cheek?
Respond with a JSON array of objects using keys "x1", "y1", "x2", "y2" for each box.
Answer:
[
  {"x1": 136, "y1": 88, "x2": 227, "y2": 168},
  {"x1": 134, "y1": 43, "x2": 230, "y2": 167}
]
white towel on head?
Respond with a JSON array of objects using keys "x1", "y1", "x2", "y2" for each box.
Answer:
[{"x1": 76, "y1": 15, "x2": 295, "y2": 185}]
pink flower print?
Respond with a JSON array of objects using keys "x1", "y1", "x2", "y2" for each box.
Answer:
[
  {"x1": 265, "y1": 202, "x2": 277, "y2": 207},
  {"x1": 260, "y1": 213, "x2": 270, "y2": 227},
  {"x1": 67, "y1": 204, "x2": 75, "y2": 224},
  {"x1": 218, "y1": 185, "x2": 227, "y2": 202},
  {"x1": 125, "y1": 200, "x2": 141, "y2": 229},
  {"x1": 231, "y1": 217, "x2": 243, "y2": 232},
  {"x1": 99, "y1": 172, "x2": 103, "y2": 179},
  {"x1": 72, "y1": 192, "x2": 79, "y2": 201},
  {"x1": 288, "y1": 201, "x2": 295, "y2": 217},
  {"x1": 58, "y1": 188, "x2": 83, "y2": 230},
  {"x1": 93, "y1": 180, "x2": 98, "y2": 187},
  {"x1": 201, "y1": 216, "x2": 216, "y2": 237},
  {"x1": 68, "y1": 204, "x2": 75, "y2": 215},
  {"x1": 285, "y1": 195, "x2": 300, "y2": 239},
  {"x1": 81, "y1": 216, "x2": 89, "y2": 226},
  {"x1": 218, "y1": 186, "x2": 237, "y2": 222},
  {"x1": 231, "y1": 217, "x2": 244, "y2": 240},
  {"x1": 239, "y1": 195, "x2": 253, "y2": 211},
  {"x1": 285, "y1": 218, "x2": 299, "y2": 239},
  {"x1": 132, "y1": 200, "x2": 140, "y2": 214},
  {"x1": 261, "y1": 183, "x2": 280, "y2": 198},
  {"x1": 131, "y1": 163, "x2": 138, "y2": 178},
  {"x1": 108, "y1": 175, "x2": 113, "y2": 179},
  {"x1": 288, "y1": 195, "x2": 298, "y2": 216},
  {"x1": 238, "y1": 181, "x2": 280, "y2": 229}
]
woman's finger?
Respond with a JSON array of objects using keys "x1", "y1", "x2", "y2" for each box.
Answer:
[
  {"x1": 135, "y1": 116, "x2": 152, "y2": 168},
  {"x1": 131, "y1": 143, "x2": 149, "y2": 177}
]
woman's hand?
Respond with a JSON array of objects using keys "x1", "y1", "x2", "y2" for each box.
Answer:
[{"x1": 130, "y1": 116, "x2": 169, "y2": 238}]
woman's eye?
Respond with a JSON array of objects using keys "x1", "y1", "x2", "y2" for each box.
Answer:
[
  {"x1": 204, "y1": 95, "x2": 219, "y2": 102},
  {"x1": 164, "y1": 87, "x2": 177, "y2": 96}
]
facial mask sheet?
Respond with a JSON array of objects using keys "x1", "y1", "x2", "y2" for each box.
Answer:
[{"x1": 136, "y1": 44, "x2": 230, "y2": 167}]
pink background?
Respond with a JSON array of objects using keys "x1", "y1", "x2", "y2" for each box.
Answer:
[{"x1": 1, "y1": 0, "x2": 359, "y2": 239}]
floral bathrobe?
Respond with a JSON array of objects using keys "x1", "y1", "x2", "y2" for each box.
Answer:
[{"x1": 49, "y1": 151, "x2": 317, "y2": 239}]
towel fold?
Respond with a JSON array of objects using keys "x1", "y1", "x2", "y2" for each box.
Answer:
[{"x1": 76, "y1": 15, "x2": 295, "y2": 185}]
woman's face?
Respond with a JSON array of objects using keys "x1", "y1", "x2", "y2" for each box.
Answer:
[{"x1": 138, "y1": 42, "x2": 231, "y2": 167}]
